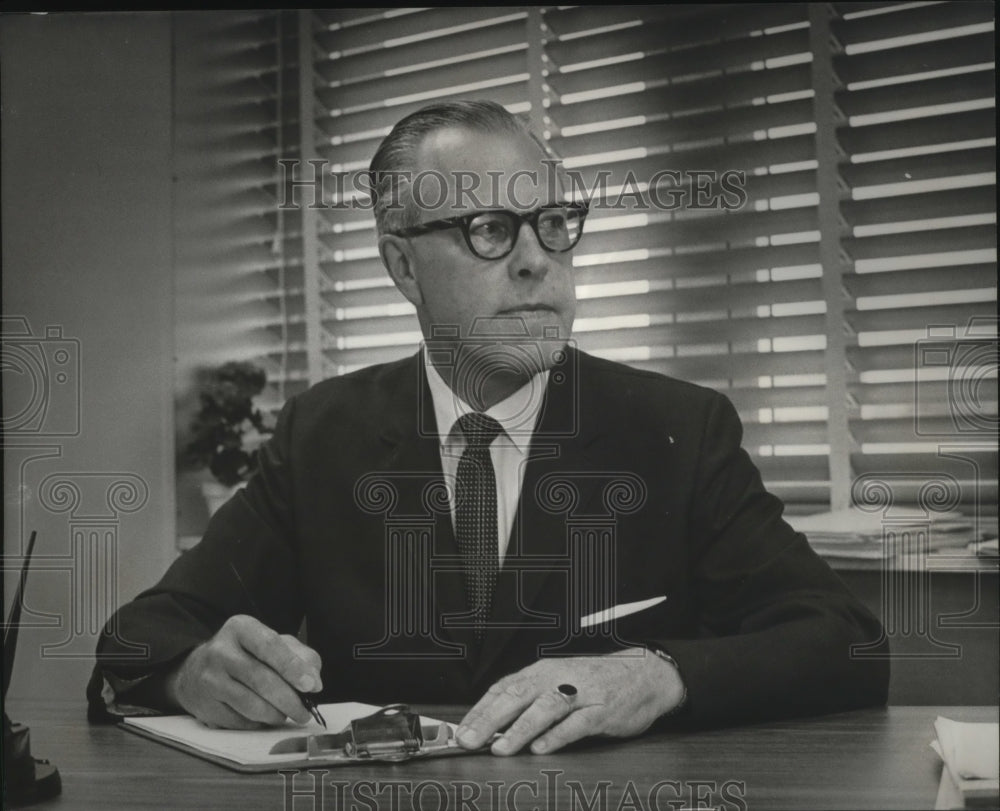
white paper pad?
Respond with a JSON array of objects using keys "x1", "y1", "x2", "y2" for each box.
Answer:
[
  {"x1": 123, "y1": 702, "x2": 454, "y2": 769},
  {"x1": 932, "y1": 716, "x2": 1000, "y2": 780}
]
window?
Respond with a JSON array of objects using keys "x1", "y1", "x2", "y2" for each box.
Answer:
[{"x1": 191, "y1": 5, "x2": 996, "y2": 516}]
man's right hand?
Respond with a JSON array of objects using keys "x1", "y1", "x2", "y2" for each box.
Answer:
[{"x1": 164, "y1": 614, "x2": 323, "y2": 729}]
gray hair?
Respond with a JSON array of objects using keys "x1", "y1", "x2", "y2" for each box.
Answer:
[{"x1": 367, "y1": 99, "x2": 554, "y2": 237}]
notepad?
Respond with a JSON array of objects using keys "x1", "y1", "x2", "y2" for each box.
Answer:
[
  {"x1": 122, "y1": 702, "x2": 462, "y2": 773},
  {"x1": 931, "y1": 716, "x2": 1000, "y2": 810}
]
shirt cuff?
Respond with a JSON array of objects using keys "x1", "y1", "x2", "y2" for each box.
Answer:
[{"x1": 99, "y1": 670, "x2": 170, "y2": 719}]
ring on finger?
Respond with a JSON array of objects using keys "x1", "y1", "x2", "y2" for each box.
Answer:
[{"x1": 555, "y1": 683, "x2": 578, "y2": 704}]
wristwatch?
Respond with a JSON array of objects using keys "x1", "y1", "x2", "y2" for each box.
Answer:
[{"x1": 647, "y1": 646, "x2": 689, "y2": 716}]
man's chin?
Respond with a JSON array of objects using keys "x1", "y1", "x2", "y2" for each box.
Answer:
[
  {"x1": 423, "y1": 313, "x2": 572, "y2": 380},
  {"x1": 451, "y1": 336, "x2": 566, "y2": 394}
]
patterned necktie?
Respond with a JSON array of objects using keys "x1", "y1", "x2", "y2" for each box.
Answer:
[{"x1": 454, "y1": 412, "x2": 503, "y2": 642}]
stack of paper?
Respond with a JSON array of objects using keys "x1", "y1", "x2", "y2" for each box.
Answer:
[
  {"x1": 786, "y1": 507, "x2": 993, "y2": 560},
  {"x1": 931, "y1": 716, "x2": 1000, "y2": 810}
]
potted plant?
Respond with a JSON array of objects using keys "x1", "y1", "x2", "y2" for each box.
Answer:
[{"x1": 183, "y1": 361, "x2": 275, "y2": 515}]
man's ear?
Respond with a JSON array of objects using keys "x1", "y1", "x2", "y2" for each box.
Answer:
[{"x1": 379, "y1": 234, "x2": 423, "y2": 307}]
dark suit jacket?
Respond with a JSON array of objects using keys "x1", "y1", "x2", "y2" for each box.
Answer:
[{"x1": 90, "y1": 348, "x2": 888, "y2": 726}]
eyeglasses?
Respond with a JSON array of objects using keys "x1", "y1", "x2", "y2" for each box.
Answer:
[{"x1": 390, "y1": 202, "x2": 589, "y2": 260}]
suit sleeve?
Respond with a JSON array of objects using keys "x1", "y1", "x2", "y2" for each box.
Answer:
[
  {"x1": 647, "y1": 392, "x2": 889, "y2": 727},
  {"x1": 88, "y1": 396, "x2": 304, "y2": 722}
]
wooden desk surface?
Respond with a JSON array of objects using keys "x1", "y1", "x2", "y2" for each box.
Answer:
[{"x1": 7, "y1": 701, "x2": 997, "y2": 811}]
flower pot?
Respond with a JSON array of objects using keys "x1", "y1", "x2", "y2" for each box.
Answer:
[{"x1": 201, "y1": 481, "x2": 246, "y2": 517}]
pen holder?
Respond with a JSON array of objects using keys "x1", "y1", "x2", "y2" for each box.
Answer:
[{"x1": 3, "y1": 712, "x2": 62, "y2": 807}]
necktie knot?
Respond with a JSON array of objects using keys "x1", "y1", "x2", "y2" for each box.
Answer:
[{"x1": 457, "y1": 412, "x2": 503, "y2": 449}]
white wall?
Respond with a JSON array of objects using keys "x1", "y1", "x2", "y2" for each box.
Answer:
[{"x1": 2, "y1": 12, "x2": 176, "y2": 701}]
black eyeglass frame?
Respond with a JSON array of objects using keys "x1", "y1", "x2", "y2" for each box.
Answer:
[{"x1": 389, "y1": 201, "x2": 590, "y2": 260}]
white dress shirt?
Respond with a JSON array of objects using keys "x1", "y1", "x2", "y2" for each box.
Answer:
[{"x1": 423, "y1": 348, "x2": 548, "y2": 564}]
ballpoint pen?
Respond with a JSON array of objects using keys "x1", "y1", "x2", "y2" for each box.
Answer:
[{"x1": 229, "y1": 562, "x2": 327, "y2": 728}]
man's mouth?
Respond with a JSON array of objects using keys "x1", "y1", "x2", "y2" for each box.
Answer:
[{"x1": 498, "y1": 304, "x2": 556, "y2": 314}]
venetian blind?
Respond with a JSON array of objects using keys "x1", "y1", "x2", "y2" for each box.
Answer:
[
  {"x1": 541, "y1": 4, "x2": 828, "y2": 510},
  {"x1": 305, "y1": 8, "x2": 532, "y2": 377},
  {"x1": 292, "y1": 4, "x2": 996, "y2": 512},
  {"x1": 174, "y1": 10, "x2": 302, "y2": 408},
  {"x1": 173, "y1": 10, "x2": 303, "y2": 537},
  {"x1": 833, "y1": 1, "x2": 997, "y2": 514}
]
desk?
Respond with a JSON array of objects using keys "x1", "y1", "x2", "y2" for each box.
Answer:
[
  {"x1": 837, "y1": 565, "x2": 999, "y2": 705},
  {"x1": 7, "y1": 702, "x2": 997, "y2": 810}
]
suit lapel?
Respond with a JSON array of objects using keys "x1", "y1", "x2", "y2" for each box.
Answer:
[
  {"x1": 475, "y1": 348, "x2": 609, "y2": 679},
  {"x1": 376, "y1": 355, "x2": 478, "y2": 662},
  {"x1": 376, "y1": 349, "x2": 624, "y2": 679}
]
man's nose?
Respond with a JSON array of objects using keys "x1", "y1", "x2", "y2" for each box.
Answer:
[{"x1": 508, "y1": 220, "x2": 553, "y2": 279}]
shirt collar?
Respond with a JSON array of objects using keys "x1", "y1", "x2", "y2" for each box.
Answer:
[{"x1": 422, "y1": 345, "x2": 548, "y2": 456}]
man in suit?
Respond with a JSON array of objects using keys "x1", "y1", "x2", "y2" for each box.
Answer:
[{"x1": 91, "y1": 100, "x2": 888, "y2": 756}]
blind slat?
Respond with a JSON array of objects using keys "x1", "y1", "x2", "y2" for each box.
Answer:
[
  {"x1": 316, "y1": 9, "x2": 409, "y2": 27},
  {"x1": 836, "y1": 70, "x2": 995, "y2": 119},
  {"x1": 575, "y1": 242, "x2": 822, "y2": 280},
  {"x1": 549, "y1": 63, "x2": 812, "y2": 110},
  {"x1": 317, "y1": 50, "x2": 529, "y2": 113},
  {"x1": 314, "y1": 139, "x2": 383, "y2": 168},
  {"x1": 547, "y1": 26, "x2": 810, "y2": 78},
  {"x1": 557, "y1": 148, "x2": 814, "y2": 200},
  {"x1": 544, "y1": 3, "x2": 806, "y2": 45},
  {"x1": 833, "y1": 30, "x2": 995, "y2": 86},
  {"x1": 315, "y1": 18, "x2": 525, "y2": 83},
  {"x1": 579, "y1": 166, "x2": 817, "y2": 207},
  {"x1": 842, "y1": 224, "x2": 997, "y2": 261},
  {"x1": 841, "y1": 186, "x2": 996, "y2": 228},
  {"x1": 320, "y1": 257, "x2": 386, "y2": 282},
  {"x1": 848, "y1": 342, "x2": 996, "y2": 373},
  {"x1": 729, "y1": 385, "x2": 828, "y2": 411},
  {"x1": 551, "y1": 108, "x2": 815, "y2": 164},
  {"x1": 836, "y1": 109, "x2": 995, "y2": 155},
  {"x1": 852, "y1": 453, "x2": 998, "y2": 477},
  {"x1": 854, "y1": 416, "x2": 998, "y2": 445},
  {"x1": 559, "y1": 133, "x2": 816, "y2": 178},
  {"x1": 547, "y1": 93, "x2": 813, "y2": 135},
  {"x1": 316, "y1": 8, "x2": 525, "y2": 54},
  {"x1": 843, "y1": 264, "x2": 998, "y2": 298},
  {"x1": 840, "y1": 146, "x2": 996, "y2": 188},
  {"x1": 318, "y1": 82, "x2": 530, "y2": 140},
  {"x1": 832, "y1": 2, "x2": 994, "y2": 47},
  {"x1": 846, "y1": 298, "x2": 998, "y2": 334},
  {"x1": 575, "y1": 304, "x2": 826, "y2": 339},
  {"x1": 743, "y1": 421, "x2": 829, "y2": 447},
  {"x1": 578, "y1": 207, "x2": 819, "y2": 254},
  {"x1": 850, "y1": 378, "x2": 997, "y2": 407},
  {"x1": 322, "y1": 344, "x2": 416, "y2": 371},
  {"x1": 581, "y1": 349, "x2": 826, "y2": 383}
]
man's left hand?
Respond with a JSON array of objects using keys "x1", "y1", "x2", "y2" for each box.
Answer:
[{"x1": 455, "y1": 647, "x2": 685, "y2": 756}]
